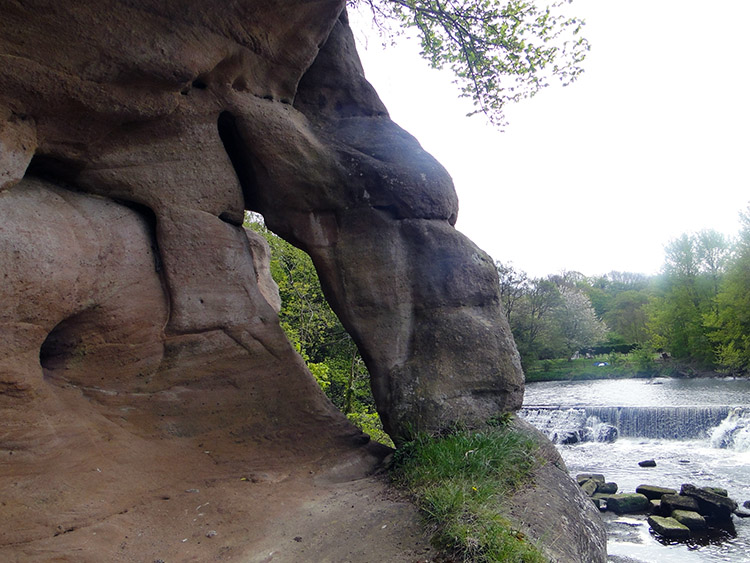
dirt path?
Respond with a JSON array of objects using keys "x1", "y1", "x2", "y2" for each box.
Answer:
[
  {"x1": 245, "y1": 474, "x2": 435, "y2": 563},
  {"x1": 1, "y1": 424, "x2": 435, "y2": 563}
]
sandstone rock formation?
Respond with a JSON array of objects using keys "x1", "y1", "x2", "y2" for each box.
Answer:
[
  {"x1": 1, "y1": 0, "x2": 522, "y2": 443},
  {"x1": 0, "y1": 1, "x2": 605, "y2": 560}
]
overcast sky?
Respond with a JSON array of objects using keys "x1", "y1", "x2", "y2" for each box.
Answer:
[{"x1": 349, "y1": 0, "x2": 750, "y2": 278}]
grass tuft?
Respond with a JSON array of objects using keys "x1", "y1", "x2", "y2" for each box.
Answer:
[{"x1": 391, "y1": 421, "x2": 547, "y2": 562}]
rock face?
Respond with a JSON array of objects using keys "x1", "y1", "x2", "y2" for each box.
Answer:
[
  {"x1": 283, "y1": 13, "x2": 525, "y2": 439},
  {"x1": 506, "y1": 420, "x2": 608, "y2": 562},
  {"x1": 0, "y1": 1, "x2": 602, "y2": 561},
  {"x1": 1, "y1": 0, "x2": 522, "y2": 443},
  {"x1": 671, "y1": 509, "x2": 707, "y2": 530}
]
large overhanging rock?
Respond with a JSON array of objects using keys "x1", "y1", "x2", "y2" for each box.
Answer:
[
  {"x1": 279, "y1": 13, "x2": 525, "y2": 439},
  {"x1": 0, "y1": 1, "x2": 603, "y2": 561},
  {"x1": 1, "y1": 0, "x2": 522, "y2": 442}
]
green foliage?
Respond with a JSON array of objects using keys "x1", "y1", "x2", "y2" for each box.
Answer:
[
  {"x1": 391, "y1": 424, "x2": 546, "y2": 562},
  {"x1": 631, "y1": 344, "x2": 656, "y2": 373},
  {"x1": 583, "y1": 272, "x2": 652, "y2": 346},
  {"x1": 603, "y1": 290, "x2": 650, "y2": 344},
  {"x1": 308, "y1": 362, "x2": 332, "y2": 390},
  {"x1": 554, "y1": 285, "x2": 607, "y2": 354},
  {"x1": 247, "y1": 219, "x2": 345, "y2": 365},
  {"x1": 705, "y1": 208, "x2": 750, "y2": 373},
  {"x1": 496, "y1": 263, "x2": 607, "y2": 368},
  {"x1": 647, "y1": 231, "x2": 734, "y2": 367},
  {"x1": 606, "y1": 351, "x2": 625, "y2": 367},
  {"x1": 506, "y1": 215, "x2": 750, "y2": 378},
  {"x1": 647, "y1": 282, "x2": 712, "y2": 364},
  {"x1": 357, "y1": 0, "x2": 589, "y2": 126},
  {"x1": 245, "y1": 214, "x2": 388, "y2": 436},
  {"x1": 347, "y1": 412, "x2": 395, "y2": 447}
]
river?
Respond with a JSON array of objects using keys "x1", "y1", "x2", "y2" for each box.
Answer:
[{"x1": 521, "y1": 377, "x2": 750, "y2": 562}]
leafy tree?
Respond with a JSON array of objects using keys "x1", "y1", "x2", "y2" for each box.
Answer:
[
  {"x1": 356, "y1": 0, "x2": 589, "y2": 126},
  {"x1": 513, "y1": 276, "x2": 561, "y2": 362},
  {"x1": 586, "y1": 271, "x2": 650, "y2": 320},
  {"x1": 649, "y1": 234, "x2": 719, "y2": 365},
  {"x1": 553, "y1": 285, "x2": 607, "y2": 356},
  {"x1": 496, "y1": 263, "x2": 606, "y2": 367},
  {"x1": 496, "y1": 260, "x2": 528, "y2": 325},
  {"x1": 603, "y1": 290, "x2": 650, "y2": 345},
  {"x1": 664, "y1": 233, "x2": 700, "y2": 281},
  {"x1": 548, "y1": 269, "x2": 586, "y2": 289},
  {"x1": 695, "y1": 229, "x2": 732, "y2": 303},
  {"x1": 502, "y1": 217, "x2": 750, "y2": 375},
  {"x1": 607, "y1": 271, "x2": 649, "y2": 288},
  {"x1": 245, "y1": 215, "x2": 391, "y2": 441},
  {"x1": 706, "y1": 207, "x2": 750, "y2": 373}
]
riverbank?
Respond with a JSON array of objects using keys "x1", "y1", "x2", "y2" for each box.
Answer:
[{"x1": 524, "y1": 356, "x2": 738, "y2": 383}]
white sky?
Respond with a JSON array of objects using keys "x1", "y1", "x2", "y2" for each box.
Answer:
[{"x1": 349, "y1": 0, "x2": 750, "y2": 278}]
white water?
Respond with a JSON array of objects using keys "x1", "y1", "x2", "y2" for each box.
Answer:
[
  {"x1": 711, "y1": 408, "x2": 750, "y2": 452},
  {"x1": 522, "y1": 378, "x2": 750, "y2": 562},
  {"x1": 521, "y1": 405, "x2": 747, "y2": 442}
]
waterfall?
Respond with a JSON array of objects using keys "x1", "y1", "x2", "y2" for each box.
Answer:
[
  {"x1": 519, "y1": 407, "x2": 618, "y2": 444},
  {"x1": 520, "y1": 405, "x2": 745, "y2": 444},
  {"x1": 584, "y1": 406, "x2": 731, "y2": 439},
  {"x1": 710, "y1": 407, "x2": 750, "y2": 452}
]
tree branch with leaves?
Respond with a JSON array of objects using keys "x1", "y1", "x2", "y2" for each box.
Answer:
[{"x1": 355, "y1": 0, "x2": 589, "y2": 126}]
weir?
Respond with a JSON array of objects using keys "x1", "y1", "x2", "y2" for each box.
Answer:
[{"x1": 520, "y1": 405, "x2": 749, "y2": 443}]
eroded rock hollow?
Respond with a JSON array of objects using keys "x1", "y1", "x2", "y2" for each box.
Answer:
[{"x1": 0, "y1": 1, "x2": 605, "y2": 561}]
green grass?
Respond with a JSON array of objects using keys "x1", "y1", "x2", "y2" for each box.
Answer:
[{"x1": 391, "y1": 421, "x2": 547, "y2": 563}]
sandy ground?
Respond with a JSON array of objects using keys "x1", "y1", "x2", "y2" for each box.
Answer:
[
  {"x1": 245, "y1": 474, "x2": 435, "y2": 563},
  {"x1": 1, "y1": 422, "x2": 436, "y2": 563}
]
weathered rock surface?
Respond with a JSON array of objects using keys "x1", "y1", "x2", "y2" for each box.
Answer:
[
  {"x1": 581, "y1": 478, "x2": 599, "y2": 497},
  {"x1": 704, "y1": 486, "x2": 729, "y2": 497},
  {"x1": 636, "y1": 484, "x2": 677, "y2": 500},
  {"x1": 289, "y1": 12, "x2": 525, "y2": 439},
  {"x1": 3, "y1": 0, "x2": 523, "y2": 442},
  {"x1": 671, "y1": 509, "x2": 707, "y2": 530},
  {"x1": 0, "y1": 1, "x2": 602, "y2": 561},
  {"x1": 597, "y1": 482, "x2": 618, "y2": 494},
  {"x1": 505, "y1": 420, "x2": 608, "y2": 563},
  {"x1": 577, "y1": 473, "x2": 605, "y2": 485},
  {"x1": 681, "y1": 483, "x2": 738, "y2": 521},
  {"x1": 661, "y1": 494, "x2": 700, "y2": 514},
  {"x1": 607, "y1": 494, "x2": 651, "y2": 514},
  {"x1": 648, "y1": 515, "x2": 691, "y2": 539}
]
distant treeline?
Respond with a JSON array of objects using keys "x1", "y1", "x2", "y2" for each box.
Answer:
[
  {"x1": 497, "y1": 205, "x2": 750, "y2": 376},
  {"x1": 584, "y1": 344, "x2": 637, "y2": 356}
]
